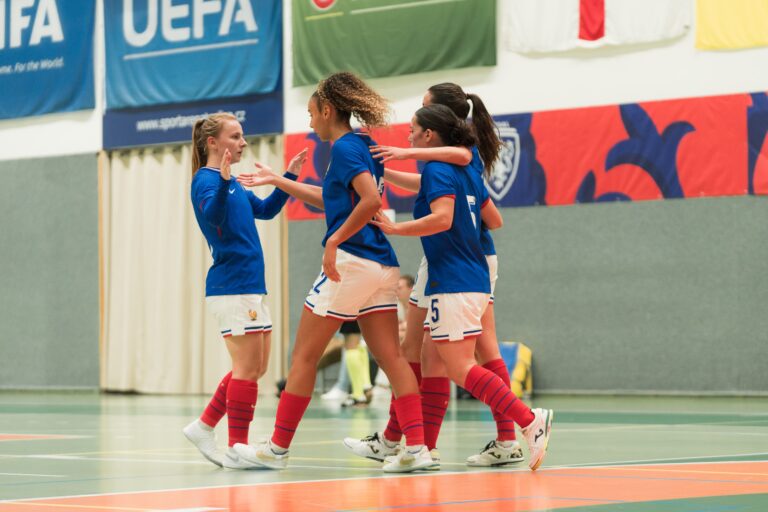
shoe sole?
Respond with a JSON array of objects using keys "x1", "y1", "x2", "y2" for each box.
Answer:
[
  {"x1": 183, "y1": 430, "x2": 223, "y2": 468},
  {"x1": 466, "y1": 457, "x2": 525, "y2": 467},
  {"x1": 232, "y1": 444, "x2": 288, "y2": 470},
  {"x1": 342, "y1": 439, "x2": 386, "y2": 462},
  {"x1": 529, "y1": 410, "x2": 554, "y2": 471},
  {"x1": 222, "y1": 459, "x2": 272, "y2": 470},
  {"x1": 382, "y1": 460, "x2": 434, "y2": 473}
]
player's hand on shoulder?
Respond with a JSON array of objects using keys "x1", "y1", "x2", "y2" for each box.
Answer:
[{"x1": 371, "y1": 145, "x2": 409, "y2": 163}]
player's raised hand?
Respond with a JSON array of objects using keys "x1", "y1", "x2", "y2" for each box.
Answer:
[
  {"x1": 286, "y1": 148, "x2": 308, "y2": 176},
  {"x1": 220, "y1": 149, "x2": 232, "y2": 180}
]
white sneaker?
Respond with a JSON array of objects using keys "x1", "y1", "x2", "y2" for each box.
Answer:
[
  {"x1": 233, "y1": 440, "x2": 289, "y2": 470},
  {"x1": 321, "y1": 387, "x2": 348, "y2": 400},
  {"x1": 466, "y1": 440, "x2": 524, "y2": 467},
  {"x1": 521, "y1": 408, "x2": 553, "y2": 471},
  {"x1": 382, "y1": 445, "x2": 433, "y2": 473},
  {"x1": 425, "y1": 448, "x2": 441, "y2": 471},
  {"x1": 222, "y1": 447, "x2": 270, "y2": 470},
  {"x1": 182, "y1": 419, "x2": 223, "y2": 467},
  {"x1": 343, "y1": 432, "x2": 400, "y2": 462}
]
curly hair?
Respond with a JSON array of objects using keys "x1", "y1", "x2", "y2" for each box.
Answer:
[{"x1": 315, "y1": 72, "x2": 390, "y2": 128}]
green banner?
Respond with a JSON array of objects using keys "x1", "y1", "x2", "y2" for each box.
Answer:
[{"x1": 292, "y1": 0, "x2": 496, "y2": 86}]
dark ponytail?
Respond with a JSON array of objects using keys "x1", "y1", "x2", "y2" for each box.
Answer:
[
  {"x1": 414, "y1": 104, "x2": 476, "y2": 149},
  {"x1": 427, "y1": 83, "x2": 502, "y2": 177},
  {"x1": 466, "y1": 93, "x2": 503, "y2": 176}
]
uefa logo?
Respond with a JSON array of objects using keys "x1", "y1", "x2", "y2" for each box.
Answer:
[{"x1": 310, "y1": 0, "x2": 337, "y2": 10}]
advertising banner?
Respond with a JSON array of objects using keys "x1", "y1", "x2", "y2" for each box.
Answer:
[
  {"x1": 292, "y1": 0, "x2": 495, "y2": 86},
  {"x1": 105, "y1": 0, "x2": 281, "y2": 109},
  {"x1": 0, "y1": 0, "x2": 95, "y2": 119},
  {"x1": 284, "y1": 91, "x2": 768, "y2": 220}
]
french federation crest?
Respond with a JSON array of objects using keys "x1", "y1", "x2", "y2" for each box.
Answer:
[
  {"x1": 486, "y1": 126, "x2": 520, "y2": 202},
  {"x1": 311, "y1": 0, "x2": 337, "y2": 10}
]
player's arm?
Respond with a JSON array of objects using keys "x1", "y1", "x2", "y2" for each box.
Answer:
[
  {"x1": 194, "y1": 149, "x2": 233, "y2": 226},
  {"x1": 372, "y1": 145, "x2": 472, "y2": 166},
  {"x1": 237, "y1": 149, "x2": 324, "y2": 210},
  {"x1": 246, "y1": 172, "x2": 300, "y2": 219},
  {"x1": 383, "y1": 168, "x2": 421, "y2": 192},
  {"x1": 322, "y1": 171, "x2": 382, "y2": 281},
  {"x1": 480, "y1": 198, "x2": 503, "y2": 230},
  {"x1": 372, "y1": 196, "x2": 454, "y2": 237}
]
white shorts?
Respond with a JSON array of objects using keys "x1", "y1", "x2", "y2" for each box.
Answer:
[
  {"x1": 487, "y1": 255, "x2": 498, "y2": 303},
  {"x1": 206, "y1": 294, "x2": 272, "y2": 338},
  {"x1": 410, "y1": 255, "x2": 498, "y2": 309},
  {"x1": 426, "y1": 292, "x2": 490, "y2": 342},
  {"x1": 408, "y1": 256, "x2": 429, "y2": 309},
  {"x1": 304, "y1": 249, "x2": 399, "y2": 321}
]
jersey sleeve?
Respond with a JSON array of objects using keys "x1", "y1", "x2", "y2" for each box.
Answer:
[
  {"x1": 246, "y1": 172, "x2": 298, "y2": 220},
  {"x1": 422, "y1": 163, "x2": 457, "y2": 204},
  {"x1": 192, "y1": 173, "x2": 229, "y2": 226},
  {"x1": 332, "y1": 139, "x2": 371, "y2": 187}
]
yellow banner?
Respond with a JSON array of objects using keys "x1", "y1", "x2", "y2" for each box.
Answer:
[{"x1": 696, "y1": 0, "x2": 768, "y2": 50}]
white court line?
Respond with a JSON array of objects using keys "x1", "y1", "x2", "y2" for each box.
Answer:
[
  {"x1": 0, "y1": 472, "x2": 66, "y2": 478},
  {"x1": 546, "y1": 451, "x2": 768, "y2": 469}
]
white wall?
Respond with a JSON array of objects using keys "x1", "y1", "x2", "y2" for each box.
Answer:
[
  {"x1": 283, "y1": 0, "x2": 768, "y2": 134},
  {"x1": 2, "y1": 1, "x2": 767, "y2": 159}
]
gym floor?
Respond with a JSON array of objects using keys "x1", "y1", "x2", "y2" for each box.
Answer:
[{"x1": 0, "y1": 391, "x2": 766, "y2": 511}]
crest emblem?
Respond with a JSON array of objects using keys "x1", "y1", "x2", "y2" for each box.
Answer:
[
  {"x1": 486, "y1": 126, "x2": 520, "y2": 202},
  {"x1": 248, "y1": 310, "x2": 258, "y2": 321},
  {"x1": 310, "y1": 0, "x2": 337, "y2": 10}
]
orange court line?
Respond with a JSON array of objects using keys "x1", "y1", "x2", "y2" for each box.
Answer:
[{"x1": 1, "y1": 461, "x2": 767, "y2": 512}]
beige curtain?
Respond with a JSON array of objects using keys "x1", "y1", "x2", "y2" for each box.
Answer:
[{"x1": 100, "y1": 137, "x2": 286, "y2": 394}]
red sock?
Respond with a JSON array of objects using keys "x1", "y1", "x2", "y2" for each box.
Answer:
[
  {"x1": 420, "y1": 377, "x2": 450, "y2": 450},
  {"x1": 200, "y1": 371, "x2": 231, "y2": 427},
  {"x1": 271, "y1": 392, "x2": 311, "y2": 449},
  {"x1": 483, "y1": 360, "x2": 517, "y2": 441},
  {"x1": 393, "y1": 393, "x2": 425, "y2": 447},
  {"x1": 383, "y1": 362, "x2": 422, "y2": 443},
  {"x1": 226, "y1": 378, "x2": 257, "y2": 447},
  {"x1": 464, "y1": 365, "x2": 534, "y2": 428}
]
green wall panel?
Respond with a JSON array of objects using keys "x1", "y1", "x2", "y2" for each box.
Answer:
[
  {"x1": 0, "y1": 154, "x2": 99, "y2": 388},
  {"x1": 288, "y1": 197, "x2": 768, "y2": 394}
]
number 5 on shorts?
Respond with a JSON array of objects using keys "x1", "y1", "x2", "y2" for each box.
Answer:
[{"x1": 430, "y1": 298, "x2": 440, "y2": 323}]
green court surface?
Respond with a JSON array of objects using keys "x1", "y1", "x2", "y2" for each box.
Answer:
[{"x1": 0, "y1": 391, "x2": 766, "y2": 511}]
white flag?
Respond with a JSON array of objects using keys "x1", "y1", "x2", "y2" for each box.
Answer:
[{"x1": 505, "y1": 0, "x2": 691, "y2": 53}]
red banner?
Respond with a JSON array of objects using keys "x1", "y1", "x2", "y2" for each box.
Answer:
[{"x1": 285, "y1": 91, "x2": 768, "y2": 220}]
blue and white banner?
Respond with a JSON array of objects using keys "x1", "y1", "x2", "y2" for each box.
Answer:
[
  {"x1": 103, "y1": 87, "x2": 283, "y2": 149},
  {"x1": 104, "y1": 0, "x2": 281, "y2": 109},
  {"x1": 0, "y1": 0, "x2": 95, "y2": 120}
]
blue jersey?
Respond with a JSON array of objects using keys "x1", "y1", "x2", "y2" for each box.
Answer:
[
  {"x1": 191, "y1": 167, "x2": 296, "y2": 296},
  {"x1": 414, "y1": 161, "x2": 490, "y2": 295},
  {"x1": 322, "y1": 132, "x2": 399, "y2": 267},
  {"x1": 470, "y1": 146, "x2": 496, "y2": 256}
]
